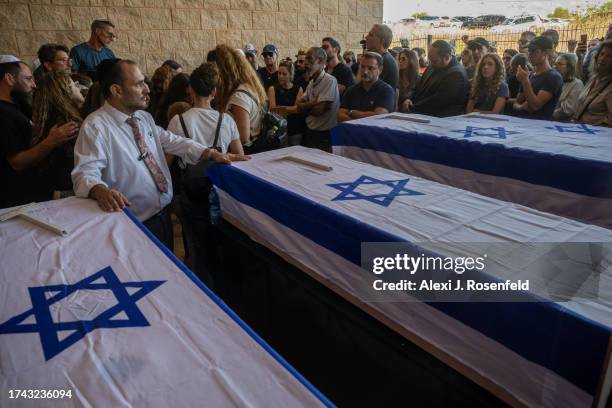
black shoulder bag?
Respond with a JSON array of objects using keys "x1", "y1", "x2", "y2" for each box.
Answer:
[
  {"x1": 234, "y1": 89, "x2": 287, "y2": 154},
  {"x1": 180, "y1": 112, "x2": 223, "y2": 206}
]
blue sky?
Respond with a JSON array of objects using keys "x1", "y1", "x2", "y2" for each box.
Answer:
[{"x1": 383, "y1": 0, "x2": 608, "y2": 21}]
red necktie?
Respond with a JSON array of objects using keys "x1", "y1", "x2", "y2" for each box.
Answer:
[{"x1": 126, "y1": 116, "x2": 168, "y2": 193}]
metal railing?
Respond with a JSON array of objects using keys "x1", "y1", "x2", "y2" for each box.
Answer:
[{"x1": 391, "y1": 13, "x2": 610, "y2": 55}]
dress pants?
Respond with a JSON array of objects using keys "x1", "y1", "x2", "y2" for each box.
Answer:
[{"x1": 143, "y1": 205, "x2": 174, "y2": 252}]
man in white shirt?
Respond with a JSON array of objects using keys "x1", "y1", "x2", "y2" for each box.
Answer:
[
  {"x1": 298, "y1": 47, "x2": 340, "y2": 152},
  {"x1": 72, "y1": 59, "x2": 248, "y2": 249}
]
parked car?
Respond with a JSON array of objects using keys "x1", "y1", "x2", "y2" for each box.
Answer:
[
  {"x1": 450, "y1": 16, "x2": 473, "y2": 28},
  {"x1": 415, "y1": 16, "x2": 450, "y2": 28},
  {"x1": 547, "y1": 18, "x2": 571, "y2": 29},
  {"x1": 462, "y1": 15, "x2": 506, "y2": 29},
  {"x1": 491, "y1": 15, "x2": 545, "y2": 32}
]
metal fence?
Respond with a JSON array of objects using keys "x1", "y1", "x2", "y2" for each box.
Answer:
[{"x1": 391, "y1": 13, "x2": 611, "y2": 56}]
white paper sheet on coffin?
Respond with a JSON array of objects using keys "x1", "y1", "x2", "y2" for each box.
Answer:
[
  {"x1": 225, "y1": 146, "x2": 612, "y2": 327},
  {"x1": 349, "y1": 112, "x2": 612, "y2": 163},
  {"x1": 0, "y1": 197, "x2": 325, "y2": 408}
]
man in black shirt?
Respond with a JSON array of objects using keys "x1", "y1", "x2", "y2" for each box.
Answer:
[
  {"x1": 365, "y1": 24, "x2": 399, "y2": 90},
  {"x1": 402, "y1": 40, "x2": 469, "y2": 117},
  {"x1": 322, "y1": 37, "x2": 355, "y2": 96},
  {"x1": 257, "y1": 44, "x2": 279, "y2": 91},
  {"x1": 0, "y1": 58, "x2": 78, "y2": 208},
  {"x1": 338, "y1": 52, "x2": 394, "y2": 122},
  {"x1": 293, "y1": 49, "x2": 310, "y2": 91},
  {"x1": 513, "y1": 36, "x2": 563, "y2": 120}
]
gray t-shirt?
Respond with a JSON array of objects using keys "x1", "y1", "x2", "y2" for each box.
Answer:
[
  {"x1": 474, "y1": 81, "x2": 510, "y2": 111},
  {"x1": 302, "y1": 71, "x2": 340, "y2": 131}
]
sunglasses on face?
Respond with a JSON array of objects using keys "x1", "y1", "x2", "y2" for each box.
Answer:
[{"x1": 262, "y1": 52, "x2": 274, "y2": 57}]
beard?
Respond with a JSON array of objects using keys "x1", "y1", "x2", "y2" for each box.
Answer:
[{"x1": 11, "y1": 88, "x2": 32, "y2": 119}]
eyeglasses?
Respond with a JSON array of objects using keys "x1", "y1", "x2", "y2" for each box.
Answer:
[
  {"x1": 54, "y1": 58, "x2": 73, "y2": 64},
  {"x1": 262, "y1": 52, "x2": 274, "y2": 58}
]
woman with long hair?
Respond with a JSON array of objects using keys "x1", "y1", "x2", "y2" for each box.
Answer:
[
  {"x1": 573, "y1": 39, "x2": 612, "y2": 126},
  {"x1": 502, "y1": 49, "x2": 519, "y2": 79},
  {"x1": 155, "y1": 73, "x2": 192, "y2": 129},
  {"x1": 466, "y1": 53, "x2": 509, "y2": 114},
  {"x1": 31, "y1": 70, "x2": 82, "y2": 194},
  {"x1": 147, "y1": 64, "x2": 175, "y2": 118},
  {"x1": 268, "y1": 60, "x2": 303, "y2": 111},
  {"x1": 213, "y1": 44, "x2": 267, "y2": 150},
  {"x1": 553, "y1": 53, "x2": 584, "y2": 121},
  {"x1": 398, "y1": 49, "x2": 420, "y2": 108}
]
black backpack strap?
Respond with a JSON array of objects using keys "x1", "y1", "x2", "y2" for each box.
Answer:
[
  {"x1": 179, "y1": 114, "x2": 191, "y2": 139},
  {"x1": 212, "y1": 112, "x2": 223, "y2": 150}
]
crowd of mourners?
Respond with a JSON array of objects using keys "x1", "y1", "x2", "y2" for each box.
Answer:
[{"x1": 1, "y1": 18, "x2": 611, "y2": 279}]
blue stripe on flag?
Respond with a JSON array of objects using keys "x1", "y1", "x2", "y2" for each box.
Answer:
[
  {"x1": 331, "y1": 123, "x2": 612, "y2": 199},
  {"x1": 208, "y1": 163, "x2": 612, "y2": 396}
]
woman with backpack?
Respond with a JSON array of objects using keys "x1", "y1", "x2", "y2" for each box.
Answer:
[
  {"x1": 167, "y1": 62, "x2": 244, "y2": 285},
  {"x1": 213, "y1": 44, "x2": 268, "y2": 153}
]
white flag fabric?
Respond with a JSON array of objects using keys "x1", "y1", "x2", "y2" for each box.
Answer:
[
  {"x1": 0, "y1": 197, "x2": 329, "y2": 408},
  {"x1": 332, "y1": 113, "x2": 612, "y2": 227},
  {"x1": 209, "y1": 146, "x2": 612, "y2": 408}
]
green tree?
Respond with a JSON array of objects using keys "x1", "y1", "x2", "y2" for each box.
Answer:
[
  {"x1": 599, "y1": 1, "x2": 612, "y2": 12},
  {"x1": 412, "y1": 12, "x2": 429, "y2": 18},
  {"x1": 548, "y1": 7, "x2": 571, "y2": 18}
]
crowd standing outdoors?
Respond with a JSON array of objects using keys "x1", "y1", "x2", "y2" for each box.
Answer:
[{"x1": 1, "y1": 18, "x2": 611, "y2": 277}]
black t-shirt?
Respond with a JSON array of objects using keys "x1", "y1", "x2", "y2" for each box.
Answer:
[
  {"x1": 294, "y1": 73, "x2": 309, "y2": 92},
  {"x1": 507, "y1": 75, "x2": 521, "y2": 98},
  {"x1": 0, "y1": 100, "x2": 51, "y2": 208},
  {"x1": 517, "y1": 68, "x2": 563, "y2": 120},
  {"x1": 257, "y1": 67, "x2": 279, "y2": 91},
  {"x1": 380, "y1": 51, "x2": 399, "y2": 90},
  {"x1": 330, "y1": 63, "x2": 355, "y2": 91},
  {"x1": 340, "y1": 80, "x2": 395, "y2": 113},
  {"x1": 273, "y1": 83, "x2": 300, "y2": 107}
]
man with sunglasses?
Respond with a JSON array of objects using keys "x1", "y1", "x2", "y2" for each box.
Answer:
[
  {"x1": 70, "y1": 19, "x2": 117, "y2": 80},
  {"x1": 257, "y1": 44, "x2": 279, "y2": 91},
  {"x1": 518, "y1": 31, "x2": 536, "y2": 54},
  {"x1": 293, "y1": 50, "x2": 310, "y2": 91}
]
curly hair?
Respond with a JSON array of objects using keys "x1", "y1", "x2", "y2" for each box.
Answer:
[
  {"x1": 148, "y1": 64, "x2": 175, "y2": 116},
  {"x1": 470, "y1": 53, "x2": 505, "y2": 101},
  {"x1": 31, "y1": 70, "x2": 82, "y2": 145},
  {"x1": 213, "y1": 44, "x2": 267, "y2": 111},
  {"x1": 189, "y1": 62, "x2": 218, "y2": 97}
]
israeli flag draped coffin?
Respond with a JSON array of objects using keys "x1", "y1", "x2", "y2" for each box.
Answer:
[
  {"x1": 208, "y1": 146, "x2": 612, "y2": 408},
  {"x1": 331, "y1": 113, "x2": 612, "y2": 228},
  {"x1": 0, "y1": 197, "x2": 330, "y2": 407}
]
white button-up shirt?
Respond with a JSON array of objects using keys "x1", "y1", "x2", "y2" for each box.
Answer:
[{"x1": 72, "y1": 102, "x2": 206, "y2": 221}]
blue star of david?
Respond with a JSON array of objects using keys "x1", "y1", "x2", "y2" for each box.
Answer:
[
  {"x1": 0, "y1": 266, "x2": 165, "y2": 361},
  {"x1": 327, "y1": 175, "x2": 424, "y2": 207},
  {"x1": 544, "y1": 124, "x2": 602, "y2": 135},
  {"x1": 451, "y1": 126, "x2": 520, "y2": 139}
]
